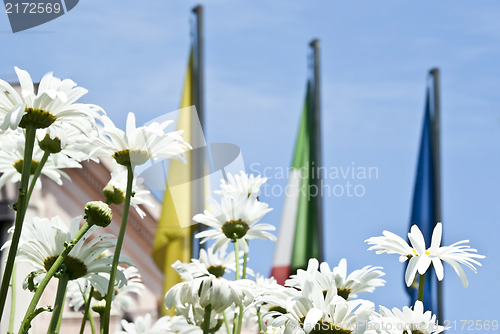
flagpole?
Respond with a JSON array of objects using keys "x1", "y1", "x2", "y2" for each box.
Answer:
[
  {"x1": 430, "y1": 67, "x2": 443, "y2": 323},
  {"x1": 309, "y1": 39, "x2": 324, "y2": 262},
  {"x1": 192, "y1": 5, "x2": 205, "y2": 253}
]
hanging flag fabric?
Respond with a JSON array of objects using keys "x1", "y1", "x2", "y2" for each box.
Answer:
[
  {"x1": 152, "y1": 48, "x2": 194, "y2": 314},
  {"x1": 407, "y1": 79, "x2": 439, "y2": 312},
  {"x1": 271, "y1": 82, "x2": 321, "y2": 285}
]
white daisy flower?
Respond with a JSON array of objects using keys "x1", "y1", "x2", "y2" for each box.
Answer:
[
  {"x1": 16, "y1": 215, "x2": 127, "y2": 296},
  {"x1": 246, "y1": 275, "x2": 298, "y2": 328},
  {"x1": 286, "y1": 258, "x2": 385, "y2": 300},
  {"x1": 271, "y1": 279, "x2": 374, "y2": 334},
  {"x1": 68, "y1": 265, "x2": 145, "y2": 312},
  {"x1": 0, "y1": 129, "x2": 81, "y2": 189},
  {"x1": 215, "y1": 171, "x2": 267, "y2": 199},
  {"x1": 194, "y1": 193, "x2": 275, "y2": 253},
  {"x1": 369, "y1": 301, "x2": 446, "y2": 334},
  {"x1": 165, "y1": 275, "x2": 244, "y2": 314},
  {"x1": 366, "y1": 223, "x2": 484, "y2": 287},
  {"x1": 103, "y1": 162, "x2": 153, "y2": 218},
  {"x1": 172, "y1": 244, "x2": 253, "y2": 281},
  {"x1": 0, "y1": 67, "x2": 100, "y2": 131},
  {"x1": 118, "y1": 313, "x2": 173, "y2": 334},
  {"x1": 92, "y1": 112, "x2": 190, "y2": 167}
]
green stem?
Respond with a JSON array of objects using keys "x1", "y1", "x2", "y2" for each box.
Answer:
[
  {"x1": 242, "y1": 250, "x2": 248, "y2": 279},
  {"x1": 99, "y1": 312, "x2": 105, "y2": 334},
  {"x1": 232, "y1": 241, "x2": 246, "y2": 334},
  {"x1": 18, "y1": 221, "x2": 92, "y2": 334},
  {"x1": 8, "y1": 264, "x2": 17, "y2": 334},
  {"x1": 202, "y1": 304, "x2": 212, "y2": 334},
  {"x1": 101, "y1": 164, "x2": 134, "y2": 334},
  {"x1": 90, "y1": 313, "x2": 96, "y2": 334},
  {"x1": 222, "y1": 311, "x2": 231, "y2": 334},
  {"x1": 417, "y1": 274, "x2": 425, "y2": 302},
  {"x1": 232, "y1": 312, "x2": 238, "y2": 334},
  {"x1": 79, "y1": 286, "x2": 95, "y2": 334},
  {"x1": 47, "y1": 274, "x2": 69, "y2": 334},
  {"x1": 26, "y1": 150, "x2": 50, "y2": 204},
  {"x1": 236, "y1": 305, "x2": 244, "y2": 334},
  {"x1": 257, "y1": 308, "x2": 263, "y2": 333},
  {"x1": 236, "y1": 251, "x2": 248, "y2": 334},
  {"x1": 234, "y1": 242, "x2": 240, "y2": 280},
  {"x1": 0, "y1": 125, "x2": 37, "y2": 321}
]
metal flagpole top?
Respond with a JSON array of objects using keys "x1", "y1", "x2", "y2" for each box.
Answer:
[{"x1": 192, "y1": 5, "x2": 203, "y2": 13}]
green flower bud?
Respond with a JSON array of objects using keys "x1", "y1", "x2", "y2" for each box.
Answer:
[
  {"x1": 102, "y1": 184, "x2": 125, "y2": 205},
  {"x1": 38, "y1": 134, "x2": 62, "y2": 153},
  {"x1": 92, "y1": 300, "x2": 106, "y2": 315},
  {"x1": 84, "y1": 201, "x2": 112, "y2": 227}
]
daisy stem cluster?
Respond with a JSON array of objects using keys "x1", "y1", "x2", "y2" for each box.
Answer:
[
  {"x1": 79, "y1": 286, "x2": 96, "y2": 334},
  {"x1": 0, "y1": 125, "x2": 37, "y2": 320},
  {"x1": 101, "y1": 163, "x2": 134, "y2": 334},
  {"x1": 47, "y1": 273, "x2": 70, "y2": 334},
  {"x1": 18, "y1": 220, "x2": 92, "y2": 334}
]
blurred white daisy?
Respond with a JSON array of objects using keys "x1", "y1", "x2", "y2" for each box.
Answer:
[
  {"x1": 369, "y1": 301, "x2": 446, "y2": 334},
  {"x1": 118, "y1": 313, "x2": 173, "y2": 334},
  {"x1": 271, "y1": 279, "x2": 374, "y2": 334},
  {"x1": 174, "y1": 302, "x2": 223, "y2": 334},
  {"x1": 169, "y1": 315, "x2": 203, "y2": 334},
  {"x1": 165, "y1": 275, "x2": 244, "y2": 314},
  {"x1": 93, "y1": 112, "x2": 190, "y2": 167},
  {"x1": 0, "y1": 129, "x2": 81, "y2": 189},
  {"x1": 286, "y1": 258, "x2": 385, "y2": 300},
  {"x1": 172, "y1": 244, "x2": 252, "y2": 281},
  {"x1": 0, "y1": 67, "x2": 100, "y2": 131},
  {"x1": 366, "y1": 223, "x2": 484, "y2": 287},
  {"x1": 103, "y1": 162, "x2": 153, "y2": 218},
  {"x1": 16, "y1": 215, "x2": 127, "y2": 296},
  {"x1": 215, "y1": 171, "x2": 267, "y2": 199},
  {"x1": 246, "y1": 275, "x2": 298, "y2": 329},
  {"x1": 194, "y1": 192, "x2": 275, "y2": 253},
  {"x1": 68, "y1": 265, "x2": 145, "y2": 312},
  {"x1": 36, "y1": 121, "x2": 101, "y2": 162}
]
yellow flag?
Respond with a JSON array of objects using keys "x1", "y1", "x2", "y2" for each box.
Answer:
[{"x1": 152, "y1": 49, "x2": 194, "y2": 315}]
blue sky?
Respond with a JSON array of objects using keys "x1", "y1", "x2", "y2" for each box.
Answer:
[{"x1": 1, "y1": 0, "x2": 500, "y2": 329}]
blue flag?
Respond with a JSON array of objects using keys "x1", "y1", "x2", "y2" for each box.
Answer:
[{"x1": 407, "y1": 75, "x2": 439, "y2": 313}]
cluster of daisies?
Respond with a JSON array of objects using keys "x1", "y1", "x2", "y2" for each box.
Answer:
[
  {"x1": 0, "y1": 67, "x2": 486, "y2": 334},
  {"x1": 0, "y1": 67, "x2": 189, "y2": 334},
  {"x1": 158, "y1": 172, "x2": 484, "y2": 334}
]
